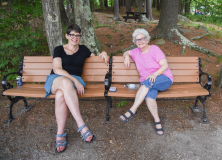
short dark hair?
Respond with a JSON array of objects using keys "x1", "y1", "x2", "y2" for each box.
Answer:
[{"x1": 66, "y1": 24, "x2": 81, "y2": 34}]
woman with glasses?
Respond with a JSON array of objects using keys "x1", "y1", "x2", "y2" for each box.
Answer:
[
  {"x1": 44, "y1": 24, "x2": 108, "y2": 153},
  {"x1": 119, "y1": 28, "x2": 173, "y2": 136}
]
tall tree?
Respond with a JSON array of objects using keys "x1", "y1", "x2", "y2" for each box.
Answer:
[
  {"x1": 113, "y1": 0, "x2": 121, "y2": 20},
  {"x1": 59, "y1": 0, "x2": 69, "y2": 26},
  {"x1": 151, "y1": 0, "x2": 219, "y2": 57},
  {"x1": 125, "y1": 0, "x2": 131, "y2": 12},
  {"x1": 178, "y1": 0, "x2": 184, "y2": 15},
  {"x1": 90, "y1": 0, "x2": 95, "y2": 12},
  {"x1": 42, "y1": 0, "x2": 64, "y2": 56},
  {"x1": 136, "y1": 0, "x2": 143, "y2": 12},
  {"x1": 146, "y1": 0, "x2": 153, "y2": 20},
  {"x1": 73, "y1": 0, "x2": 101, "y2": 54},
  {"x1": 120, "y1": 0, "x2": 124, "y2": 6},
  {"x1": 185, "y1": 0, "x2": 191, "y2": 14},
  {"x1": 156, "y1": 0, "x2": 161, "y2": 11},
  {"x1": 104, "y1": 0, "x2": 108, "y2": 7},
  {"x1": 216, "y1": 65, "x2": 222, "y2": 88},
  {"x1": 152, "y1": 0, "x2": 156, "y2": 8}
]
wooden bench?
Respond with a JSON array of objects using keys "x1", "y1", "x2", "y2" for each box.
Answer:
[
  {"x1": 2, "y1": 56, "x2": 110, "y2": 123},
  {"x1": 104, "y1": 56, "x2": 212, "y2": 124},
  {"x1": 122, "y1": 12, "x2": 146, "y2": 22}
]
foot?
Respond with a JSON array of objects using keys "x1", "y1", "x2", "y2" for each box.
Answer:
[
  {"x1": 119, "y1": 110, "x2": 136, "y2": 122},
  {"x1": 55, "y1": 133, "x2": 67, "y2": 153},
  {"x1": 77, "y1": 124, "x2": 95, "y2": 143},
  {"x1": 154, "y1": 118, "x2": 164, "y2": 135}
]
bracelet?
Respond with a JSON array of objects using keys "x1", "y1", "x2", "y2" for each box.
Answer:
[
  {"x1": 158, "y1": 70, "x2": 162, "y2": 75},
  {"x1": 99, "y1": 54, "x2": 102, "y2": 56}
]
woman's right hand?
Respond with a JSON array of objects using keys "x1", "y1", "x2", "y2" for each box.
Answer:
[
  {"x1": 74, "y1": 80, "x2": 85, "y2": 96},
  {"x1": 124, "y1": 56, "x2": 130, "y2": 67}
]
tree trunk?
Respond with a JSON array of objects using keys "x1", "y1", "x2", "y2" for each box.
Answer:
[
  {"x1": 67, "y1": 0, "x2": 75, "y2": 23},
  {"x1": 152, "y1": 0, "x2": 156, "y2": 8},
  {"x1": 42, "y1": 0, "x2": 64, "y2": 56},
  {"x1": 144, "y1": 0, "x2": 146, "y2": 12},
  {"x1": 185, "y1": 0, "x2": 190, "y2": 14},
  {"x1": 73, "y1": 0, "x2": 101, "y2": 54},
  {"x1": 156, "y1": 0, "x2": 161, "y2": 11},
  {"x1": 216, "y1": 65, "x2": 222, "y2": 88},
  {"x1": 146, "y1": 0, "x2": 153, "y2": 21},
  {"x1": 137, "y1": 0, "x2": 143, "y2": 12},
  {"x1": 59, "y1": 0, "x2": 69, "y2": 26},
  {"x1": 125, "y1": 0, "x2": 131, "y2": 12},
  {"x1": 90, "y1": 0, "x2": 95, "y2": 12},
  {"x1": 99, "y1": 0, "x2": 105, "y2": 9},
  {"x1": 104, "y1": 0, "x2": 108, "y2": 7},
  {"x1": 113, "y1": 0, "x2": 121, "y2": 20},
  {"x1": 131, "y1": 0, "x2": 137, "y2": 7},
  {"x1": 120, "y1": 0, "x2": 124, "y2": 6},
  {"x1": 178, "y1": 0, "x2": 183, "y2": 15},
  {"x1": 151, "y1": 0, "x2": 219, "y2": 57}
]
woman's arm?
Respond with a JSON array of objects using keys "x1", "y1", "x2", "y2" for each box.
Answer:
[
  {"x1": 123, "y1": 50, "x2": 131, "y2": 67},
  {"x1": 146, "y1": 58, "x2": 169, "y2": 82},
  {"x1": 52, "y1": 58, "x2": 85, "y2": 95}
]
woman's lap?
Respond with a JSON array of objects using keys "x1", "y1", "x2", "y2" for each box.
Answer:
[
  {"x1": 44, "y1": 74, "x2": 86, "y2": 98},
  {"x1": 140, "y1": 75, "x2": 172, "y2": 101}
]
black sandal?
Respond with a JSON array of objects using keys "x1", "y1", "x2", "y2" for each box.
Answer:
[
  {"x1": 119, "y1": 110, "x2": 135, "y2": 122},
  {"x1": 154, "y1": 118, "x2": 164, "y2": 136}
]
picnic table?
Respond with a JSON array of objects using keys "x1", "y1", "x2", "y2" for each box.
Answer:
[{"x1": 123, "y1": 12, "x2": 146, "y2": 22}]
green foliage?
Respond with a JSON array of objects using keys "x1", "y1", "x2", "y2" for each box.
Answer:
[
  {"x1": 116, "y1": 101, "x2": 127, "y2": 108},
  {"x1": 0, "y1": 0, "x2": 48, "y2": 80},
  {"x1": 218, "y1": 56, "x2": 222, "y2": 63}
]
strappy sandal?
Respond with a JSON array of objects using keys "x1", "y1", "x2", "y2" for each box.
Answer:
[
  {"x1": 55, "y1": 133, "x2": 67, "y2": 153},
  {"x1": 119, "y1": 110, "x2": 136, "y2": 122},
  {"x1": 77, "y1": 124, "x2": 96, "y2": 143},
  {"x1": 154, "y1": 118, "x2": 164, "y2": 136}
]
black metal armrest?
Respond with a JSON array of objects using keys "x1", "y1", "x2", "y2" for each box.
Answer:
[
  {"x1": 199, "y1": 71, "x2": 212, "y2": 96},
  {"x1": 104, "y1": 72, "x2": 112, "y2": 97},
  {"x1": 1, "y1": 71, "x2": 22, "y2": 95}
]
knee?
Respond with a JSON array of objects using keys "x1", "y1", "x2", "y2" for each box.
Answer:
[
  {"x1": 60, "y1": 78, "x2": 74, "y2": 90},
  {"x1": 55, "y1": 90, "x2": 65, "y2": 102},
  {"x1": 146, "y1": 97, "x2": 156, "y2": 105}
]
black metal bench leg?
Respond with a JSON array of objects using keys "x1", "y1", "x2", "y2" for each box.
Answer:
[
  {"x1": 105, "y1": 96, "x2": 111, "y2": 124},
  {"x1": 198, "y1": 96, "x2": 210, "y2": 124},
  {"x1": 190, "y1": 97, "x2": 202, "y2": 113}
]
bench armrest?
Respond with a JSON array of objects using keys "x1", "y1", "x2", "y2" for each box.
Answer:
[
  {"x1": 1, "y1": 71, "x2": 22, "y2": 95},
  {"x1": 104, "y1": 72, "x2": 112, "y2": 97},
  {"x1": 199, "y1": 71, "x2": 212, "y2": 96}
]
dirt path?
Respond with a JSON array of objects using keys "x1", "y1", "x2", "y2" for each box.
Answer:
[{"x1": 1, "y1": 10, "x2": 222, "y2": 160}]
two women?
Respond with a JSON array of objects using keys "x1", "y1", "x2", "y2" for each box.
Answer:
[
  {"x1": 44, "y1": 24, "x2": 108, "y2": 153},
  {"x1": 119, "y1": 28, "x2": 173, "y2": 136}
]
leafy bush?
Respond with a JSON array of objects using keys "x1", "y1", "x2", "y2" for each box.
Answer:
[{"x1": 0, "y1": 0, "x2": 48, "y2": 80}]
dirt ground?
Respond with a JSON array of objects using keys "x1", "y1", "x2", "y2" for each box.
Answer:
[{"x1": 1, "y1": 8, "x2": 222, "y2": 160}]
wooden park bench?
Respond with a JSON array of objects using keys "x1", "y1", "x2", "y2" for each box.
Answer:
[
  {"x1": 104, "y1": 56, "x2": 212, "y2": 124},
  {"x1": 122, "y1": 12, "x2": 146, "y2": 22},
  {"x1": 2, "y1": 56, "x2": 111, "y2": 123}
]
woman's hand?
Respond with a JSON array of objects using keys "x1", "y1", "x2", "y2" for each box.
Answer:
[
  {"x1": 74, "y1": 80, "x2": 85, "y2": 96},
  {"x1": 100, "y1": 51, "x2": 108, "y2": 64},
  {"x1": 124, "y1": 55, "x2": 130, "y2": 67},
  {"x1": 146, "y1": 72, "x2": 159, "y2": 82}
]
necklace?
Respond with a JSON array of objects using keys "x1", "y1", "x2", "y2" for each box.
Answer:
[{"x1": 64, "y1": 46, "x2": 79, "y2": 54}]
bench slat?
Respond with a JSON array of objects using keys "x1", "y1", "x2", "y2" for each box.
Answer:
[
  {"x1": 108, "y1": 84, "x2": 208, "y2": 98},
  {"x1": 112, "y1": 56, "x2": 199, "y2": 63},
  {"x1": 112, "y1": 63, "x2": 198, "y2": 70},
  {"x1": 112, "y1": 75, "x2": 199, "y2": 83}
]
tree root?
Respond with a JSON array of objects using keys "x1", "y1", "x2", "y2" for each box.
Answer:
[{"x1": 150, "y1": 28, "x2": 220, "y2": 58}]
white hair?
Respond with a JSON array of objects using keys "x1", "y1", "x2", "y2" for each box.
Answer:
[{"x1": 132, "y1": 28, "x2": 150, "y2": 43}]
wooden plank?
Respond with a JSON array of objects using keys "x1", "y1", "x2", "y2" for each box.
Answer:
[
  {"x1": 112, "y1": 69, "x2": 199, "y2": 76},
  {"x1": 2, "y1": 87, "x2": 106, "y2": 98},
  {"x1": 23, "y1": 63, "x2": 53, "y2": 69},
  {"x1": 24, "y1": 56, "x2": 52, "y2": 62},
  {"x1": 108, "y1": 84, "x2": 209, "y2": 97},
  {"x1": 83, "y1": 63, "x2": 109, "y2": 69},
  {"x1": 112, "y1": 56, "x2": 199, "y2": 63},
  {"x1": 111, "y1": 75, "x2": 198, "y2": 83},
  {"x1": 85, "y1": 56, "x2": 110, "y2": 63},
  {"x1": 23, "y1": 69, "x2": 51, "y2": 76},
  {"x1": 82, "y1": 69, "x2": 109, "y2": 75},
  {"x1": 22, "y1": 76, "x2": 47, "y2": 82},
  {"x1": 81, "y1": 76, "x2": 106, "y2": 82}
]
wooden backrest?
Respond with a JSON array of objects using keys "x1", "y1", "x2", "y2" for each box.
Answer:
[
  {"x1": 22, "y1": 56, "x2": 109, "y2": 83},
  {"x1": 112, "y1": 56, "x2": 199, "y2": 83}
]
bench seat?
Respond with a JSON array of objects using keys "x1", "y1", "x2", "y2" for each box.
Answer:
[
  {"x1": 3, "y1": 84, "x2": 105, "y2": 98},
  {"x1": 108, "y1": 84, "x2": 209, "y2": 98}
]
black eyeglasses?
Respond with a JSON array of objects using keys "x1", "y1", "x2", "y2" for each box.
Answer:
[{"x1": 68, "y1": 34, "x2": 82, "y2": 38}]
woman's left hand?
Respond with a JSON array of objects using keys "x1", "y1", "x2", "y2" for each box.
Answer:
[
  {"x1": 100, "y1": 51, "x2": 108, "y2": 64},
  {"x1": 146, "y1": 72, "x2": 158, "y2": 82}
]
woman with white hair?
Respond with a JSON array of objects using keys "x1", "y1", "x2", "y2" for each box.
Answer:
[{"x1": 119, "y1": 28, "x2": 173, "y2": 135}]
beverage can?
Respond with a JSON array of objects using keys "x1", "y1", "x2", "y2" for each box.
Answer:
[{"x1": 16, "y1": 76, "x2": 23, "y2": 86}]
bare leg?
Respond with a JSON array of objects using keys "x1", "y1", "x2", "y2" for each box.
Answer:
[
  {"x1": 146, "y1": 97, "x2": 163, "y2": 135},
  {"x1": 55, "y1": 89, "x2": 68, "y2": 152},
  {"x1": 51, "y1": 76, "x2": 93, "y2": 142},
  {"x1": 120, "y1": 85, "x2": 149, "y2": 120}
]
